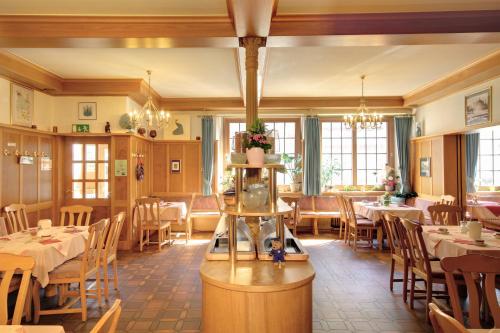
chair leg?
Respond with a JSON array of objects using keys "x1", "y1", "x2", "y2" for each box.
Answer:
[
  {"x1": 389, "y1": 258, "x2": 395, "y2": 292},
  {"x1": 410, "y1": 272, "x2": 416, "y2": 309},
  {"x1": 33, "y1": 280, "x2": 41, "y2": 324},
  {"x1": 403, "y1": 261, "x2": 409, "y2": 303},
  {"x1": 139, "y1": 229, "x2": 144, "y2": 252},
  {"x1": 103, "y1": 262, "x2": 109, "y2": 301},
  {"x1": 344, "y1": 224, "x2": 349, "y2": 243},
  {"x1": 158, "y1": 228, "x2": 162, "y2": 251},
  {"x1": 313, "y1": 218, "x2": 319, "y2": 236},
  {"x1": 96, "y1": 269, "x2": 102, "y2": 307},
  {"x1": 339, "y1": 221, "x2": 343, "y2": 239},
  {"x1": 112, "y1": 259, "x2": 119, "y2": 290},
  {"x1": 353, "y1": 231, "x2": 358, "y2": 251},
  {"x1": 25, "y1": 281, "x2": 33, "y2": 322},
  {"x1": 80, "y1": 280, "x2": 87, "y2": 321},
  {"x1": 425, "y1": 279, "x2": 432, "y2": 323},
  {"x1": 146, "y1": 230, "x2": 150, "y2": 247}
]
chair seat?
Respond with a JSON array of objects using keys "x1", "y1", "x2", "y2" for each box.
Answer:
[
  {"x1": 356, "y1": 219, "x2": 379, "y2": 227},
  {"x1": 142, "y1": 221, "x2": 171, "y2": 229},
  {"x1": 300, "y1": 211, "x2": 340, "y2": 218},
  {"x1": 428, "y1": 261, "x2": 463, "y2": 278},
  {"x1": 49, "y1": 259, "x2": 81, "y2": 280}
]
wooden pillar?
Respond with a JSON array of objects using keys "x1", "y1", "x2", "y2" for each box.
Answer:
[{"x1": 240, "y1": 37, "x2": 266, "y2": 127}]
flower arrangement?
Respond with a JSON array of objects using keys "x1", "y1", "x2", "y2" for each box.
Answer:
[
  {"x1": 245, "y1": 119, "x2": 272, "y2": 152},
  {"x1": 381, "y1": 164, "x2": 400, "y2": 191}
]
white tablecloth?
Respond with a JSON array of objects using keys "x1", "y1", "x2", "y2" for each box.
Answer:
[
  {"x1": 422, "y1": 225, "x2": 500, "y2": 259},
  {"x1": 353, "y1": 202, "x2": 425, "y2": 224},
  {"x1": 0, "y1": 325, "x2": 65, "y2": 333},
  {"x1": 132, "y1": 202, "x2": 187, "y2": 240},
  {"x1": 0, "y1": 226, "x2": 89, "y2": 287}
]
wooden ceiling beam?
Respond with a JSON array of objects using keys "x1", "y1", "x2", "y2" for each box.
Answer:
[
  {"x1": 161, "y1": 97, "x2": 244, "y2": 111},
  {"x1": 404, "y1": 50, "x2": 500, "y2": 106},
  {"x1": 226, "y1": 0, "x2": 275, "y2": 37},
  {"x1": 259, "y1": 96, "x2": 405, "y2": 109},
  {"x1": 0, "y1": 15, "x2": 238, "y2": 48}
]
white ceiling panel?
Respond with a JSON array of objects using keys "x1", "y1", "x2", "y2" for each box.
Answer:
[
  {"x1": 7, "y1": 48, "x2": 241, "y2": 98},
  {"x1": 263, "y1": 45, "x2": 500, "y2": 97}
]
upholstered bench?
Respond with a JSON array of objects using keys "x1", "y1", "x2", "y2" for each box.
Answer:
[
  {"x1": 297, "y1": 196, "x2": 340, "y2": 236},
  {"x1": 190, "y1": 194, "x2": 222, "y2": 232}
]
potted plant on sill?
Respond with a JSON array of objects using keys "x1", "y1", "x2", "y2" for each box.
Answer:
[
  {"x1": 244, "y1": 119, "x2": 272, "y2": 167},
  {"x1": 281, "y1": 153, "x2": 302, "y2": 192},
  {"x1": 321, "y1": 160, "x2": 341, "y2": 192}
]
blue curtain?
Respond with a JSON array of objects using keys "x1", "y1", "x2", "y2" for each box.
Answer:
[
  {"x1": 303, "y1": 116, "x2": 321, "y2": 195},
  {"x1": 202, "y1": 116, "x2": 214, "y2": 196},
  {"x1": 395, "y1": 117, "x2": 412, "y2": 193},
  {"x1": 466, "y1": 133, "x2": 480, "y2": 193}
]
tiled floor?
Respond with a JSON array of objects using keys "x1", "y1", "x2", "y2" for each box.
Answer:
[{"x1": 36, "y1": 233, "x2": 432, "y2": 333}]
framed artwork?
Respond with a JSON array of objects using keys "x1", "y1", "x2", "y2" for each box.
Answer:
[
  {"x1": 171, "y1": 159, "x2": 181, "y2": 173},
  {"x1": 164, "y1": 114, "x2": 191, "y2": 140},
  {"x1": 465, "y1": 87, "x2": 491, "y2": 126},
  {"x1": 78, "y1": 102, "x2": 97, "y2": 120},
  {"x1": 114, "y1": 160, "x2": 128, "y2": 176},
  {"x1": 420, "y1": 157, "x2": 431, "y2": 177},
  {"x1": 72, "y1": 124, "x2": 90, "y2": 133},
  {"x1": 10, "y1": 83, "x2": 34, "y2": 127}
]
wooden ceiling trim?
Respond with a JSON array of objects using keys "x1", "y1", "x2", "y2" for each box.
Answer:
[
  {"x1": 161, "y1": 97, "x2": 245, "y2": 110},
  {"x1": 226, "y1": 0, "x2": 275, "y2": 37},
  {"x1": 259, "y1": 96, "x2": 405, "y2": 109},
  {"x1": 270, "y1": 10, "x2": 500, "y2": 36},
  {"x1": 404, "y1": 50, "x2": 500, "y2": 106}
]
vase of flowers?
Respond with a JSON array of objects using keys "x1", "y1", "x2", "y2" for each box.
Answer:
[
  {"x1": 245, "y1": 119, "x2": 272, "y2": 167},
  {"x1": 381, "y1": 164, "x2": 400, "y2": 192}
]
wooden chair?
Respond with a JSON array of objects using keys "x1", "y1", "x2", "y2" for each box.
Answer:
[
  {"x1": 59, "y1": 205, "x2": 93, "y2": 226},
  {"x1": 335, "y1": 194, "x2": 349, "y2": 242},
  {"x1": 344, "y1": 197, "x2": 379, "y2": 251},
  {"x1": 439, "y1": 195, "x2": 456, "y2": 205},
  {"x1": 440, "y1": 254, "x2": 500, "y2": 329},
  {"x1": 3, "y1": 204, "x2": 29, "y2": 233},
  {"x1": 382, "y1": 214, "x2": 410, "y2": 302},
  {"x1": 156, "y1": 194, "x2": 195, "y2": 243},
  {"x1": 0, "y1": 217, "x2": 7, "y2": 236},
  {"x1": 428, "y1": 204, "x2": 462, "y2": 226},
  {"x1": 0, "y1": 254, "x2": 34, "y2": 325},
  {"x1": 429, "y1": 303, "x2": 468, "y2": 333},
  {"x1": 101, "y1": 212, "x2": 126, "y2": 301},
  {"x1": 37, "y1": 219, "x2": 108, "y2": 321},
  {"x1": 136, "y1": 198, "x2": 171, "y2": 251},
  {"x1": 400, "y1": 218, "x2": 453, "y2": 321},
  {"x1": 90, "y1": 299, "x2": 122, "y2": 333}
]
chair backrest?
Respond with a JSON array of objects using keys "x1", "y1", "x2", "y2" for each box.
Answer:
[
  {"x1": 90, "y1": 299, "x2": 122, "y2": 333},
  {"x1": 191, "y1": 193, "x2": 222, "y2": 214},
  {"x1": 439, "y1": 195, "x2": 456, "y2": 205},
  {"x1": 0, "y1": 254, "x2": 35, "y2": 325},
  {"x1": 440, "y1": 254, "x2": 500, "y2": 329},
  {"x1": 335, "y1": 195, "x2": 348, "y2": 224},
  {"x1": 383, "y1": 214, "x2": 405, "y2": 258},
  {"x1": 428, "y1": 204, "x2": 461, "y2": 226},
  {"x1": 429, "y1": 303, "x2": 468, "y2": 333},
  {"x1": 82, "y1": 219, "x2": 108, "y2": 275},
  {"x1": 344, "y1": 197, "x2": 359, "y2": 228},
  {"x1": 135, "y1": 198, "x2": 161, "y2": 225},
  {"x1": 400, "y1": 218, "x2": 432, "y2": 277},
  {"x1": 59, "y1": 205, "x2": 93, "y2": 226},
  {"x1": 3, "y1": 204, "x2": 29, "y2": 233},
  {"x1": 104, "y1": 212, "x2": 126, "y2": 258},
  {"x1": 0, "y1": 217, "x2": 7, "y2": 237}
]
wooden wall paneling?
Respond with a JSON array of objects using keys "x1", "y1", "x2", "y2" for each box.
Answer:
[
  {"x1": 21, "y1": 134, "x2": 39, "y2": 206},
  {"x1": 168, "y1": 143, "x2": 184, "y2": 192},
  {"x1": 53, "y1": 136, "x2": 65, "y2": 222},
  {"x1": 152, "y1": 143, "x2": 168, "y2": 193},
  {"x1": 420, "y1": 139, "x2": 432, "y2": 195},
  {"x1": 39, "y1": 136, "x2": 53, "y2": 203},
  {"x1": 1, "y1": 129, "x2": 21, "y2": 207},
  {"x1": 443, "y1": 135, "x2": 461, "y2": 202},
  {"x1": 430, "y1": 137, "x2": 444, "y2": 196},
  {"x1": 183, "y1": 142, "x2": 202, "y2": 193}
]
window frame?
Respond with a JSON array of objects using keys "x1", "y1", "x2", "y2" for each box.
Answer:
[{"x1": 476, "y1": 129, "x2": 500, "y2": 190}]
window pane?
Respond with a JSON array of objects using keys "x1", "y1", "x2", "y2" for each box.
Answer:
[
  {"x1": 98, "y1": 163, "x2": 109, "y2": 180},
  {"x1": 322, "y1": 122, "x2": 331, "y2": 137},
  {"x1": 98, "y1": 144, "x2": 109, "y2": 161},
  {"x1": 367, "y1": 170, "x2": 378, "y2": 185},
  {"x1": 85, "y1": 163, "x2": 96, "y2": 179},
  {"x1": 342, "y1": 125, "x2": 352, "y2": 138},
  {"x1": 342, "y1": 139, "x2": 352, "y2": 153},
  {"x1": 332, "y1": 139, "x2": 342, "y2": 153},
  {"x1": 342, "y1": 170, "x2": 352, "y2": 185},
  {"x1": 358, "y1": 154, "x2": 366, "y2": 169},
  {"x1": 357, "y1": 138, "x2": 366, "y2": 153},
  {"x1": 73, "y1": 144, "x2": 83, "y2": 161},
  {"x1": 284, "y1": 139, "x2": 295, "y2": 153},
  {"x1": 377, "y1": 140, "x2": 387, "y2": 153},
  {"x1": 366, "y1": 139, "x2": 376, "y2": 153},
  {"x1": 357, "y1": 170, "x2": 366, "y2": 185},
  {"x1": 495, "y1": 171, "x2": 500, "y2": 186},
  {"x1": 322, "y1": 139, "x2": 331, "y2": 154},
  {"x1": 72, "y1": 163, "x2": 83, "y2": 180},
  {"x1": 85, "y1": 182, "x2": 96, "y2": 199},
  {"x1": 85, "y1": 144, "x2": 96, "y2": 161},
  {"x1": 480, "y1": 155, "x2": 493, "y2": 170},
  {"x1": 98, "y1": 182, "x2": 109, "y2": 199},
  {"x1": 366, "y1": 154, "x2": 377, "y2": 169},
  {"x1": 480, "y1": 140, "x2": 492, "y2": 154},
  {"x1": 331, "y1": 123, "x2": 342, "y2": 137},
  {"x1": 72, "y1": 182, "x2": 83, "y2": 199},
  {"x1": 342, "y1": 155, "x2": 352, "y2": 169},
  {"x1": 285, "y1": 123, "x2": 295, "y2": 138},
  {"x1": 480, "y1": 171, "x2": 493, "y2": 186},
  {"x1": 377, "y1": 154, "x2": 388, "y2": 170}
]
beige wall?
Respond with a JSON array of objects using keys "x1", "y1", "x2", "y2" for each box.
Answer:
[{"x1": 416, "y1": 77, "x2": 500, "y2": 136}]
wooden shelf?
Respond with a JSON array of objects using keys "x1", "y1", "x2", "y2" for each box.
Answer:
[
  {"x1": 227, "y1": 163, "x2": 285, "y2": 169},
  {"x1": 222, "y1": 198, "x2": 293, "y2": 216}
]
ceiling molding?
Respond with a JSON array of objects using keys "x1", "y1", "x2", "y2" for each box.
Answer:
[
  {"x1": 259, "y1": 96, "x2": 405, "y2": 109},
  {"x1": 404, "y1": 50, "x2": 500, "y2": 106},
  {"x1": 0, "y1": 15, "x2": 238, "y2": 48},
  {"x1": 161, "y1": 97, "x2": 244, "y2": 110},
  {"x1": 226, "y1": 0, "x2": 275, "y2": 37}
]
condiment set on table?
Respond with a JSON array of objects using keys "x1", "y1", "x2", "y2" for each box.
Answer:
[{"x1": 437, "y1": 220, "x2": 500, "y2": 247}]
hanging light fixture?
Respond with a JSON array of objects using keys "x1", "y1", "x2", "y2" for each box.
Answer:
[
  {"x1": 128, "y1": 70, "x2": 170, "y2": 130},
  {"x1": 343, "y1": 75, "x2": 383, "y2": 129}
]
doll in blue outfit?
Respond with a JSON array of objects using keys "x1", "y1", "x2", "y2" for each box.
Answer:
[{"x1": 269, "y1": 238, "x2": 286, "y2": 267}]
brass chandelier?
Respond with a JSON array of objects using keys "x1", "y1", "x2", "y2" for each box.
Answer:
[
  {"x1": 128, "y1": 70, "x2": 170, "y2": 130},
  {"x1": 343, "y1": 75, "x2": 383, "y2": 129}
]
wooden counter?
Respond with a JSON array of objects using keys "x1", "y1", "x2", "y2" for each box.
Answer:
[{"x1": 200, "y1": 260, "x2": 315, "y2": 333}]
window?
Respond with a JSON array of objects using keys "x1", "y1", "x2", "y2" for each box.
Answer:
[
  {"x1": 71, "y1": 143, "x2": 109, "y2": 199},
  {"x1": 477, "y1": 128, "x2": 500, "y2": 188},
  {"x1": 321, "y1": 120, "x2": 390, "y2": 187},
  {"x1": 224, "y1": 118, "x2": 301, "y2": 185}
]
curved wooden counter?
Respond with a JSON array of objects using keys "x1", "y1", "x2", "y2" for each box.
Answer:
[{"x1": 200, "y1": 260, "x2": 315, "y2": 333}]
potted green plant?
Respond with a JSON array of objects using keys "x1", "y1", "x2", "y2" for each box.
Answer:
[
  {"x1": 245, "y1": 119, "x2": 272, "y2": 167},
  {"x1": 321, "y1": 160, "x2": 341, "y2": 192},
  {"x1": 281, "y1": 153, "x2": 302, "y2": 192}
]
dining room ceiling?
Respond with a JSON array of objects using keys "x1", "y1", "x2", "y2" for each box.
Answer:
[{"x1": 0, "y1": 0, "x2": 229, "y2": 16}]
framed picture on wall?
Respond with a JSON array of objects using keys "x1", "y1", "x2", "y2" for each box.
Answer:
[
  {"x1": 171, "y1": 159, "x2": 181, "y2": 173},
  {"x1": 420, "y1": 157, "x2": 431, "y2": 177},
  {"x1": 10, "y1": 83, "x2": 34, "y2": 127},
  {"x1": 465, "y1": 87, "x2": 491, "y2": 126},
  {"x1": 78, "y1": 102, "x2": 97, "y2": 120}
]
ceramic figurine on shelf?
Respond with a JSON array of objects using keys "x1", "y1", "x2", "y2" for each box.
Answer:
[
  {"x1": 269, "y1": 238, "x2": 286, "y2": 267},
  {"x1": 105, "y1": 122, "x2": 111, "y2": 133}
]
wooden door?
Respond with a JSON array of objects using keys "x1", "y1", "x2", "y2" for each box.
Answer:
[{"x1": 64, "y1": 137, "x2": 111, "y2": 224}]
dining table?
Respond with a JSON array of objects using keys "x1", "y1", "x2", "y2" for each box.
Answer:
[
  {"x1": 132, "y1": 201, "x2": 187, "y2": 241},
  {"x1": 421, "y1": 225, "x2": 500, "y2": 259},
  {"x1": 0, "y1": 325, "x2": 65, "y2": 333}
]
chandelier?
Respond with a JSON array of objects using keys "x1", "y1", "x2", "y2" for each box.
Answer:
[
  {"x1": 343, "y1": 75, "x2": 383, "y2": 129},
  {"x1": 128, "y1": 70, "x2": 170, "y2": 130}
]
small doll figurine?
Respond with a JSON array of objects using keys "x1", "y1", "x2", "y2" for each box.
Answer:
[
  {"x1": 105, "y1": 122, "x2": 111, "y2": 133},
  {"x1": 269, "y1": 238, "x2": 286, "y2": 267}
]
